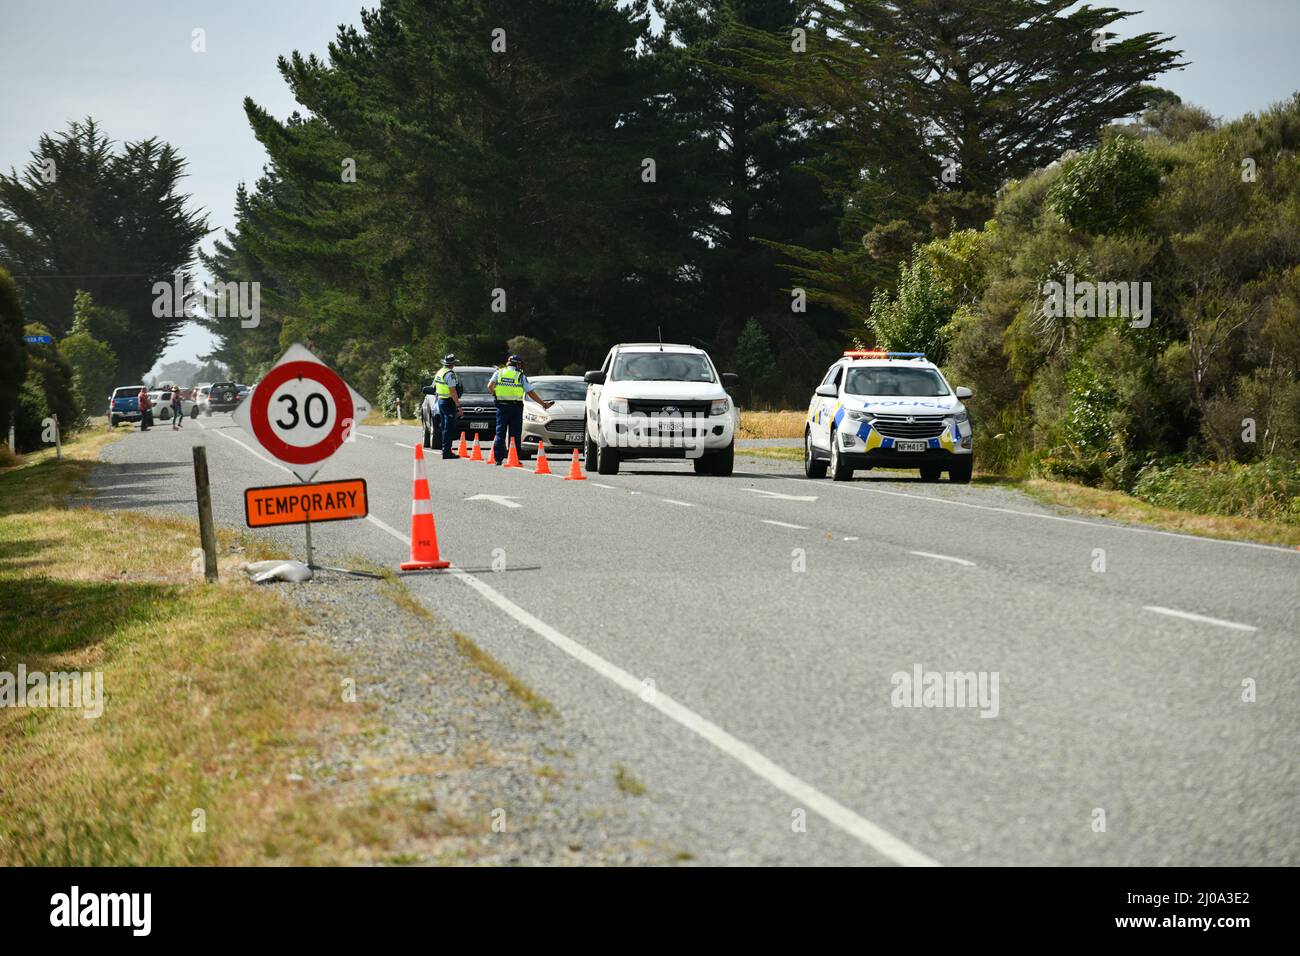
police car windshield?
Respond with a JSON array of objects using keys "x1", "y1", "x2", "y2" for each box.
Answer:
[
  {"x1": 845, "y1": 366, "x2": 950, "y2": 397},
  {"x1": 456, "y1": 370, "x2": 492, "y2": 393},
  {"x1": 611, "y1": 352, "x2": 714, "y2": 383},
  {"x1": 531, "y1": 380, "x2": 586, "y2": 401}
]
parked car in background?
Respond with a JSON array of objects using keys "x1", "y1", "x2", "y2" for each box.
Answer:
[
  {"x1": 204, "y1": 381, "x2": 243, "y2": 415},
  {"x1": 148, "y1": 387, "x2": 198, "y2": 421},
  {"x1": 521, "y1": 375, "x2": 588, "y2": 458},
  {"x1": 107, "y1": 385, "x2": 145, "y2": 428},
  {"x1": 419, "y1": 366, "x2": 497, "y2": 450}
]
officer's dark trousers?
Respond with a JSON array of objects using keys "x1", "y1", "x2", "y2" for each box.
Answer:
[
  {"x1": 493, "y1": 402, "x2": 523, "y2": 462},
  {"x1": 438, "y1": 398, "x2": 458, "y2": 455}
]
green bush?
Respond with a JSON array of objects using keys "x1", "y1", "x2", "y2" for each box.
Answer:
[
  {"x1": 1047, "y1": 137, "x2": 1161, "y2": 235},
  {"x1": 1132, "y1": 457, "x2": 1300, "y2": 524}
]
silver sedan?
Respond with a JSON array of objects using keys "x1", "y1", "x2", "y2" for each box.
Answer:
[{"x1": 520, "y1": 375, "x2": 588, "y2": 459}]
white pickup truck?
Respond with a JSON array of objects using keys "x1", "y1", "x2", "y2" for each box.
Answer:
[{"x1": 583, "y1": 343, "x2": 739, "y2": 476}]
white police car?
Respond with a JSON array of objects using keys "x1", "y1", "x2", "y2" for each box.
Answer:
[{"x1": 804, "y1": 351, "x2": 973, "y2": 483}]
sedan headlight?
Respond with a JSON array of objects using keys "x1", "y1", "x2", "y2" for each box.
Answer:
[
  {"x1": 524, "y1": 411, "x2": 548, "y2": 423},
  {"x1": 607, "y1": 397, "x2": 630, "y2": 414},
  {"x1": 709, "y1": 398, "x2": 729, "y2": 417}
]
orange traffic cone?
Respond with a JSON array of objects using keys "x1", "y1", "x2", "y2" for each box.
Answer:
[
  {"x1": 457, "y1": 432, "x2": 468, "y2": 457},
  {"x1": 399, "y1": 444, "x2": 450, "y2": 570},
  {"x1": 470, "y1": 436, "x2": 483, "y2": 461},
  {"x1": 564, "y1": 449, "x2": 587, "y2": 481},
  {"x1": 533, "y1": 442, "x2": 552, "y2": 475},
  {"x1": 504, "y1": 437, "x2": 522, "y2": 468}
]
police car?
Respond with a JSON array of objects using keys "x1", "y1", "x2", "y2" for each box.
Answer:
[{"x1": 804, "y1": 351, "x2": 973, "y2": 483}]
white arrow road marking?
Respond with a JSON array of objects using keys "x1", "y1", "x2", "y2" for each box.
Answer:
[
  {"x1": 361, "y1": 510, "x2": 938, "y2": 867},
  {"x1": 467, "y1": 494, "x2": 522, "y2": 509},
  {"x1": 1143, "y1": 606, "x2": 1257, "y2": 632},
  {"x1": 742, "y1": 487, "x2": 819, "y2": 502},
  {"x1": 909, "y1": 551, "x2": 976, "y2": 567},
  {"x1": 762, "y1": 519, "x2": 808, "y2": 530}
]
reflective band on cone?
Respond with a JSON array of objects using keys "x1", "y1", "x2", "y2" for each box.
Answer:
[{"x1": 399, "y1": 444, "x2": 450, "y2": 570}]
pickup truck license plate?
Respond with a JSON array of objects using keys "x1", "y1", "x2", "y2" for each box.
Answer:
[{"x1": 896, "y1": 440, "x2": 927, "y2": 452}]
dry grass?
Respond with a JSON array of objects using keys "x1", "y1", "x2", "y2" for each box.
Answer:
[
  {"x1": 0, "y1": 430, "x2": 473, "y2": 865},
  {"x1": 361, "y1": 409, "x2": 413, "y2": 427},
  {"x1": 1019, "y1": 478, "x2": 1300, "y2": 549},
  {"x1": 738, "y1": 410, "x2": 806, "y2": 440}
]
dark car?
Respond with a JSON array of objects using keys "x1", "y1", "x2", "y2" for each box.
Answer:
[
  {"x1": 419, "y1": 366, "x2": 497, "y2": 449},
  {"x1": 205, "y1": 381, "x2": 243, "y2": 415},
  {"x1": 108, "y1": 385, "x2": 145, "y2": 428}
]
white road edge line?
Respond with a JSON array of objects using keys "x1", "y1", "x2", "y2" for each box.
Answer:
[
  {"x1": 362, "y1": 510, "x2": 938, "y2": 868},
  {"x1": 909, "y1": 550, "x2": 975, "y2": 567},
  {"x1": 782, "y1": 476, "x2": 1297, "y2": 555},
  {"x1": 763, "y1": 519, "x2": 808, "y2": 530},
  {"x1": 210, "y1": 426, "x2": 940, "y2": 866},
  {"x1": 1142, "y1": 606, "x2": 1258, "y2": 632}
]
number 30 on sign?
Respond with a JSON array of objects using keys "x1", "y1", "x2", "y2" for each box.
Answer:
[{"x1": 232, "y1": 343, "x2": 371, "y2": 481}]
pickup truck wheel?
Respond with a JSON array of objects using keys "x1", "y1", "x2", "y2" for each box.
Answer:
[
  {"x1": 422, "y1": 420, "x2": 432, "y2": 449},
  {"x1": 693, "y1": 454, "x2": 711, "y2": 474},
  {"x1": 804, "y1": 429, "x2": 828, "y2": 479},
  {"x1": 712, "y1": 441, "x2": 734, "y2": 477},
  {"x1": 585, "y1": 433, "x2": 598, "y2": 463},
  {"x1": 109, "y1": 415, "x2": 119, "y2": 428},
  {"x1": 596, "y1": 441, "x2": 620, "y2": 475},
  {"x1": 948, "y1": 457, "x2": 973, "y2": 484},
  {"x1": 829, "y1": 430, "x2": 854, "y2": 481}
]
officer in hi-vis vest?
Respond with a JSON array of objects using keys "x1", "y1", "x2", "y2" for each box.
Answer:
[
  {"x1": 426, "y1": 353, "x2": 463, "y2": 459},
  {"x1": 488, "y1": 354, "x2": 552, "y2": 464}
]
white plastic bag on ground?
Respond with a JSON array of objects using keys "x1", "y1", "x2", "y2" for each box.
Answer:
[{"x1": 243, "y1": 560, "x2": 313, "y2": 583}]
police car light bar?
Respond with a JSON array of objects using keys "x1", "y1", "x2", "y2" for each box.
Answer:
[{"x1": 842, "y1": 350, "x2": 927, "y2": 359}]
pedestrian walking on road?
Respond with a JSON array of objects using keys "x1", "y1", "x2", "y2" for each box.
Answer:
[
  {"x1": 488, "y1": 354, "x2": 552, "y2": 464},
  {"x1": 137, "y1": 386, "x2": 153, "y2": 431},
  {"x1": 423, "y1": 353, "x2": 463, "y2": 459},
  {"x1": 169, "y1": 385, "x2": 184, "y2": 429}
]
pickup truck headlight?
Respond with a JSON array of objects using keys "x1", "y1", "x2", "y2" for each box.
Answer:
[
  {"x1": 607, "y1": 397, "x2": 630, "y2": 414},
  {"x1": 709, "y1": 398, "x2": 729, "y2": 417}
]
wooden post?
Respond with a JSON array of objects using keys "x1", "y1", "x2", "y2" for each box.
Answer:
[
  {"x1": 192, "y1": 445, "x2": 219, "y2": 583},
  {"x1": 53, "y1": 414, "x2": 62, "y2": 460}
]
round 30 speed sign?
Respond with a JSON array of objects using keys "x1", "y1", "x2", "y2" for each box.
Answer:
[{"x1": 232, "y1": 343, "x2": 371, "y2": 481}]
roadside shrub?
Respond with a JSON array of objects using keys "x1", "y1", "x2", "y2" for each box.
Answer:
[
  {"x1": 1047, "y1": 136, "x2": 1161, "y2": 235},
  {"x1": 1131, "y1": 457, "x2": 1300, "y2": 524}
]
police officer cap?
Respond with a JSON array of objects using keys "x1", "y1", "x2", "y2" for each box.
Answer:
[
  {"x1": 507, "y1": 354, "x2": 523, "y2": 368},
  {"x1": 443, "y1": 353, "x2": 457, "y2": 366}
]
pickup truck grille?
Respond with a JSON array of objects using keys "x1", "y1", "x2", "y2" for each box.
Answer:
[
  {"x1": 626, "y1": 399, "x2": 712, "y2": 416},
  {"x1": 545, "y1": 418, "x2": 585, "y2": 433},
  {"x1": 870, "y1": 414, "x2": 947, "y2": 439}
]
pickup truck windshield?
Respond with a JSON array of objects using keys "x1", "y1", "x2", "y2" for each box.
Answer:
[
  {"x1": 611, "y1": 352, "x2": 715, "y2": 383},
  {"x1": 844, "y1": 367, "x2": 950, "y2": 397}
]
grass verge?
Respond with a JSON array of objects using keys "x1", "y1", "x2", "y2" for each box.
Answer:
[
  {"x1": 0, "y1": 430, "x2": 463, "y2": 864},
  {"x1": 738, "y1": 410, "x2": 805, "y2": 439}
]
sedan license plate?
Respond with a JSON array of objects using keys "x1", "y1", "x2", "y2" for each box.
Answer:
[
  {"x1": 469, "y1": 421, "x2": 489, "y2": 430},
  {"x1": 896, "y1": 440, "x2": 928, "y2": 453},
  {"x1": 564, "y1": 433, "x2": 584, "y2": 443}
]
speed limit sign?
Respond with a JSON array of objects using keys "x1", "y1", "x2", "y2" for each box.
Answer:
[{"x1": 233, "y1": 343, "x2": 372, "y2": 481}]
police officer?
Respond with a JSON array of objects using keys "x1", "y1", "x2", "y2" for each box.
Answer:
[
  {"x1": 488, "y1": 354, "x2": 552, "y2": 464},
  {"x1": 427, "y1": 354, "x2": 463, "y2": 459}
]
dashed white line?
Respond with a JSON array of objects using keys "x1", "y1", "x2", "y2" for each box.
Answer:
[
  {"x1": 394, "y1": 442, "x2": 416, "y2": 449},
  {"x1": 362, "y1": 511, "x2": 937, "y2": 867},
  {"x1": 762, "y1": 519, "x2": 808, "y2": 530},
  {"x1": 843, "y1": 536, "x2": 860, "y2": 541},
  {"x1": 909, "y1": 551, "x2": 975, "y2": 567},
  {"x1": 1143, "y1": 606, "x2": 1258, "y2": 632},
  {"x1": 590, "y1": 482, "x2": 617, "y2": 490},
  {"x1": 661, "y1": 498, "x2": 694, "y2": 507}
]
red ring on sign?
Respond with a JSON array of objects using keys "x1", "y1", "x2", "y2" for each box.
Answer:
[{"x1": 250, "y1": 361, "x2": 355, "y2": 465}]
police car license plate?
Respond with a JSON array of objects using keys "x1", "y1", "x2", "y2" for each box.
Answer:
[
  {"x1": 565, "y1": 432, "x2": 583, "y2": 443},
  {"x1": 896, "y1": 440, "x2": 927, "y2": 452},
  {"x1": 470, "y1": 421, "x2": 489, "y2": 430}
]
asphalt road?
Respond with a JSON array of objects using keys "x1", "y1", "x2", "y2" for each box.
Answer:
[{"x1": 94, "y1": 415, "x2": 1300, "y2": 866}]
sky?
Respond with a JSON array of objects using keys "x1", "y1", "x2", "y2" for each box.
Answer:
[{"x1": 2, "y1": 0, "x2": 1298, "y2": 378}]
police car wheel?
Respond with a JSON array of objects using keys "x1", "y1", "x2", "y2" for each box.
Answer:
[
  {"x1": 920, "y1": 465, "x2": 942, "y2": 482},
  {"x1": 804, "y1": 430, "x2": 828, "y2": 479},
  {"x1": 829, "y1": 430, "x2": 853, "y2": 481},
  {"x1": 949, "y1": 458, "x2": 973, "y2": 484}
]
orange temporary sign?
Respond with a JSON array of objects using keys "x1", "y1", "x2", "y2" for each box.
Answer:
[{"x1": 244, "y1": 479, "x2": 368, "y2": 528}]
